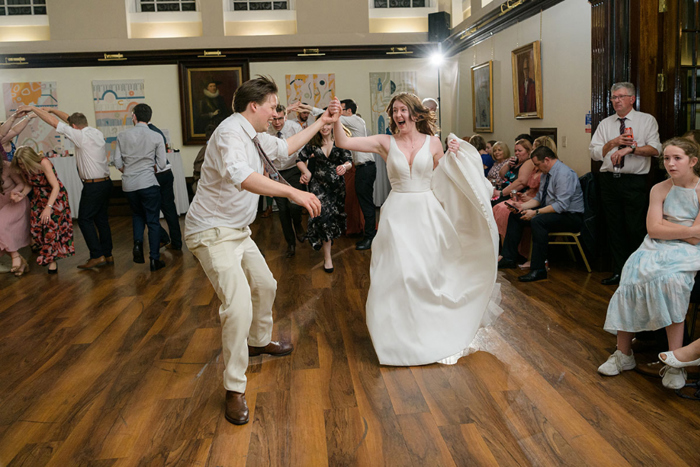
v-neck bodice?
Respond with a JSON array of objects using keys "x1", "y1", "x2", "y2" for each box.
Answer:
[{"x1": 387, "y1": 135, "x2": 433, "y2": 193}]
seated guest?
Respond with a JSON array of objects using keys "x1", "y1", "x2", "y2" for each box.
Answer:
[
  {"x1": 492, "y1": 139, "x2": 534, "y2": 206},
  {"x1": 497, "y1": 146, "x2": 583, "y2": 282},
  {"x1": 599, "y1": 138, "x2": 700, "y2": 390},
  {"x1": 487, "y1": 141, "x2": 510, "y2": 188},
  {"x1": 12, "y1": 146, "x2": 75, "y2": 273},
  {"x1": 486, "y1": 139, "x2": 497, "y2": 156},
  {"x1": 470, "y1": 135, "x2": 493, "y2": 176}
]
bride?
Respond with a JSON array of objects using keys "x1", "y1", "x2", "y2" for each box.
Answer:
[{"x1": 332, "y1": 93, "x2": 501, "y2": 366}]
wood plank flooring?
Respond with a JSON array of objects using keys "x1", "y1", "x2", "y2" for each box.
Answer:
[{"x1": 2, "y1": 214, "x2": 700, "y2": 466}]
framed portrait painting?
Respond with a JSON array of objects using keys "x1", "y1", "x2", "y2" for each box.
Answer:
[
  {"x1": 471, "y1": 61, "x2": 493, "y2": 133},
  {"x1": 179, "y1": 62, "x2": 249, "y2": 145},
  {"x1": 511, "y1": 41, "x2": 543, "y2": 119}
]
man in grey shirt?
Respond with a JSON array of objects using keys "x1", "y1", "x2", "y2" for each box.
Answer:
[
  {"x1": 498, "y1": 146, "x2": 584, "y2": 282},
  {"x1": 114, "y1": 103, "x2": 167, "y2": 271}
]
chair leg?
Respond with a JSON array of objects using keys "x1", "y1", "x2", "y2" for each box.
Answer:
[{"x1": 573, "y1": 236, "x2": 592, "y2": 273}]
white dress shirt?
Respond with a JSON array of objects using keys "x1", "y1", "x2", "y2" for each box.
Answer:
[
  {"x1": 313, "y1": 107, "x2": 374, "y2": 164},
  {"x1": 267, "y1": 120, "x2": 302, "y2": 170},
  {"x1": 589, "y1": 108, "x2": 661, "y2": 174},
  {"x1": 55, "y1": 121, "x2": 109, "y2": 180},
  {"x1": 185, "y1": 113, "x2": 292, "y2": 235},
  {"x1": 114, "y1": 122, "x2": 167, "y2": 192}
]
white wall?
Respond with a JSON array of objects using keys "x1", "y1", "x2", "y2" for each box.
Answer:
[
  {"x1": 0, "y1": 57, "x2": 444, "y2": 178},
  {"x1": 451, "y1": 0, "x2": 592, "y2": 175}
]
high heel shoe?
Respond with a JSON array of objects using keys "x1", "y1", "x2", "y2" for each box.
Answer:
[
  {"x1": 11, "y1": 257, "x2": 29, "y2": 277},
  {"x1": 48, "y1": 263, "x2": 58, "y2": 274},
  {"x1": 659, "y1": 351, "x2": 700, "y2": 369},
  {"x1": 323, "y1": 266, "x2": 334, "y2": 273}
]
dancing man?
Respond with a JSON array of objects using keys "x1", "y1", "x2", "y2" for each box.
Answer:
[{"x1": 185, "y1": 76, "x2": 339, "y2": 425}]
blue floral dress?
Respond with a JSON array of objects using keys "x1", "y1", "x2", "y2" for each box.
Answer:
[{"x1": 604, "y1": 181, "x2": 700, "y2": 333}]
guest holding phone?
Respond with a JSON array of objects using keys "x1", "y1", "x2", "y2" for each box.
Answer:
[
  {"x1": 491, "y1": 139, "x2": 534, "y2": 206},
  {"x1": 497, "y1": 146, "x2": 583, "y2": 282}
]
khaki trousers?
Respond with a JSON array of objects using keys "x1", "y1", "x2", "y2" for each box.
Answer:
[{"x1": 186, "y1": 226, "x2": 276, "y2": 393}]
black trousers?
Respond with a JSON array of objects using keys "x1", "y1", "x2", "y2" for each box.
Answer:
[
  {"x1": 155, "y1": 169, "x2": 182, "y2": 249},
  {"x1": 78, "y1": 179, "x2": 113, "y2": 259},
  {"x1": 599, "y1": 172, "x2": 648, "y2": 274},
  {"x1": 355, "y1": 162, "x2": 377, "y2": 239},
  {"x1": 124, "y1": 185, "x2": 162, "y2": 260},
  {"x1": 502, "y1": 211, "x2": 583, "y2": 270},
  {"x1": 273, "y1": 166, "x2": 304, "y2": 247}
]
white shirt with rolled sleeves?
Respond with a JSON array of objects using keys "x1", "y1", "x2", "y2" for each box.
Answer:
[
  {"x1": 589, "y1": 108, "x2": 662, "y2": 174},
  {"x1": 185, "y1": 113, "x2": 292, "y2": 235},
  {"x1": 267, "y1": 120, "x2": 302, "y2": 170},
  {"x1": 312, "y1": 107, "x2": 374, "y2": 165},
  {"x1": 55, "y1": 121, "x2": 109, "y2": 180}
]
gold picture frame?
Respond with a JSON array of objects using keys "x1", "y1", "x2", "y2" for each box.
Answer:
[
  {"x1": 471, "y1": 60, "x2": 494, "y2": 133},
  {"x1": 511, "y1": 41, "x2": 543, "y2": 119},
  {"x1": 178, "y1": 61, "x2": 249, "y2": 145}
]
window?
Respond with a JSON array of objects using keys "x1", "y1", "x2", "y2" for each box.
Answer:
[
  {"x1": 231, "y1": 1, "x2": 289, "y2": 11},
  {"x1": 138, "y1": 0, "x2": 196, "y2": 12},
  {"x1": 373, "y1": 0, "x2": 427, "y2": 7},
  {"x1": 0, "y1": 0, "x2": 46, "y2": 16}
]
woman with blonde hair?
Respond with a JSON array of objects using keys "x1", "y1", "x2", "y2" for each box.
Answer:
[
  {"x1": 11, "y1": 146, "x2": 74, "y2": 273},
  {"x1": 332, "y1": 93, "x2": 501, "y2": 366},
  {"x1": 487, "y1": 141, "x2": 510, "y2": 188}
]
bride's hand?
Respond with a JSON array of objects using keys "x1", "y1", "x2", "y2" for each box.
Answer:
[{"x1": 447, "y1": 139, "x2": 460, "y2": 154}]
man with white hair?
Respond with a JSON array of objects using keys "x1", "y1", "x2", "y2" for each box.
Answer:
[{"x1": 589, "y1": 82, "x2": 661, "y2": 285}]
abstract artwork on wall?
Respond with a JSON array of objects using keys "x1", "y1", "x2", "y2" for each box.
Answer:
[
  {"x1": 92, "y1": 80, "x2": 146, "y2": 161},
  {"x1": 285, "y1": 74, "x2": 335, "y2": 110},
  {"x1": 3, "y1": 81, "x2": 62, "y2": 154},
  {"x1": 368, "y1": 72, "x2": 418, "y2": 135}
]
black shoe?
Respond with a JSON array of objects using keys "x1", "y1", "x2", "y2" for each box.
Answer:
[
  {"x1": 285, "y1": 244, "x2": 295, "y2": 258},
  {"x1": 518, "y1": 268, "x2": 548, "y2": 282},
  {"x1": 324, "y1": 266, "x2": 334, "y2": 273},
  {"x1": 296, "y1": 230, "x2": 306, "y2": 243},
  {"x1": 150, "y1": 259, "x2": 166, "y2": 271},
  {"x1": 133, "y1": 241, "x2": 145, "y2": 264},
  {"x1": 497, "y1": 258, "x2": 517, "y2": 269},
  {"x1": 47, "y1": 264, "x2": 58, "y2": 274},
  {"x1": 356, "y1": 238, "x2": 372, "y2": 250},
  {"x1": 160, "y1": 237, "x2": 170, "y2": 249},
  {"x1": 601, "y1": 274, "x2": 621, "y2": 285}
]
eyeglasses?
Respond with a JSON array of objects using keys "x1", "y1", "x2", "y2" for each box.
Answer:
[{"x1": 610, "y1": 95, "x2": 634, "y2": 101}]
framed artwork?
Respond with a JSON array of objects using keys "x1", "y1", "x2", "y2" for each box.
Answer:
[
  {"x1": 530, "y1": 127, "x2": 557, "y2": 147},
  {"x1": 511, "y1": 41, "x2": 543, "y2": 119},
  {"x1": 178, "y1": 61, "x2": 249, "y2": 145},
  {"x1": 471, "y1": 61, "x2": 493, "y2": 133}
]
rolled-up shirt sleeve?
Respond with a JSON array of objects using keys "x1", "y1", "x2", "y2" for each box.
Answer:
[
  {"x1": 643, "y1": 117, "x2": 662, "y2": 155},
  {"x1": 217, "y1": 130, "x2": 255, "y2": 190},
  {"x1": 55, "y1": 121, "x2": 83, "y2": 147}
]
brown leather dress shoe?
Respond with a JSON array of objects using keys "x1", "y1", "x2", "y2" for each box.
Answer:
[
  {"x1": 105, "y1": 256, "x2": 114, "y2": 265},
  {"x1": 77, "y1": 256, "x2": 107, "y2": 269},
  {"x1": 225, "y1": 391, "x2": 249, "y2": 425},
  {"x1": 248, "y1": 341, "x2": 294, "y2": 357}
]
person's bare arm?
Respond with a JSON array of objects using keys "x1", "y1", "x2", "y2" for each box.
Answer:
[
  {"x1": 17, "y1": 105, "x2": 59, "y2": 129},
  {"x1": 49, "y1": 109, "x2": 71, "y2": 123}
]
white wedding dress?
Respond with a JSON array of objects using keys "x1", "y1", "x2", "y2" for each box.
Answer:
[{"x1": 366, "y1": 134, "x2": 502, "y2": 366}]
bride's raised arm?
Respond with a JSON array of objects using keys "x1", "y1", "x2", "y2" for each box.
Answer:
[{"x1": 330, "y1": 98, "x2": 391, "y2": 161}]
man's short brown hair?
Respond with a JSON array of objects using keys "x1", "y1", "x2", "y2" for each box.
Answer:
[
  {"x1": 67, "y1": 112, "x2": 88, "y2": 127},
  {"x1": 275, "y1": 104, "x2": 286, "y2": 114},
  {"x1": 232, "y1": 75, "x2": 278, "y2": 113}
]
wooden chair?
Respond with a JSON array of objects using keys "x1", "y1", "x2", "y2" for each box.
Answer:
[{"x1": 547, "y1": 232, "x2": 592, "y2": 273}]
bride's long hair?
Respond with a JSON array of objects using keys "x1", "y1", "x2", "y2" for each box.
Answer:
[{"x1": 385, "y1": 93, "x2": 438, "y2": 137}]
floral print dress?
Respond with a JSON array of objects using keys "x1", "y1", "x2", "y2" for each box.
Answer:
[
  {"x1": 24, "y1": 158, "x2": 75, "y2": 265},
  {"x1": 298, "y1": 143, "x2": 353, "y2": 250}
]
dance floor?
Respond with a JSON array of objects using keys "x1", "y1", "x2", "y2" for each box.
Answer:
[{"x1": 1, "y1": 214, "x2": 700, "y2": 466}]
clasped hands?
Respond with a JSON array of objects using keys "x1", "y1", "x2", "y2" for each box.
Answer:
[{"x1": 609, "y1": 134, "x2": 635, "y2": 165}]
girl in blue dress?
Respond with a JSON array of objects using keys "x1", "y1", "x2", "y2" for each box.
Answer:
[{"x1": 598, "y1": 138, "x2": 700, "y2": 389}]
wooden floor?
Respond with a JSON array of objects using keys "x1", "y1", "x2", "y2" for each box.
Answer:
[{"x1": 2, "y1": 213, "x2": 700, "y2": 466}]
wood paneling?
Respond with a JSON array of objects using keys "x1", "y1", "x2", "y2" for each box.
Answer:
[{"x1": 1, "y1": 215, "x2": 700, "y2": 465}]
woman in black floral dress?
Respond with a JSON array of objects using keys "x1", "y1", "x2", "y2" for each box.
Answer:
[
  {"x1": 12, "y1": 146, "x2": 74, "y2": 273},
  {"x1": 297, "y1": 123, "x2": 352, "y2": 273}
]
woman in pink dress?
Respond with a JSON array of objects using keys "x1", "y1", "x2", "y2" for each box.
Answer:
[{"x1": 0, "y1": 155, "x2": 31, "y2": 275}]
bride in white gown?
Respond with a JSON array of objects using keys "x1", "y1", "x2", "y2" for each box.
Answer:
[{"x1": 333, "y1": 94, "x2": 501, "y2": 366}]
